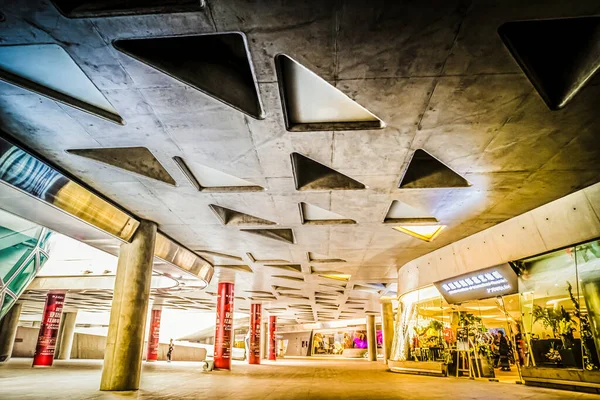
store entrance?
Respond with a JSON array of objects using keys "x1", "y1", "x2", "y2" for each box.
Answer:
[
  {"x1": 400, "y1": 288, "x2": 524, "y2": 383},
  {"x1": 446, "y1": 294, "x2": 522, "y2": 382}
]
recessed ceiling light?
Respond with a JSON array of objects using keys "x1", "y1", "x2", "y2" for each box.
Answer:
[{"x1": 393, "y1": 224, "x2": 445, "y2": 242}]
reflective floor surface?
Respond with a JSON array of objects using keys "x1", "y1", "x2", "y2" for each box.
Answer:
[{"x1": 0, "y1": 357, "x2": 597, "y2": 399}]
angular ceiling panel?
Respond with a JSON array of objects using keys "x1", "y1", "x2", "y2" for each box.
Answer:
[
  {"x1": 273, "y1": 275, "x2": 304, "y2": 282},
  {"x1": 173, "y1": 157, "x2": 264, "y2": 192},
  {"x1": 0, "y1": 44, "x2": 123, "y2": 124},
  {"x1": 214, "y1": 264, "x2": 253, "y2": 273},
  {"x1": 299, "y1": 202, "x2": 356, "y2": 225},
  {"x1": 51, "y1": 0, "x2": 205, "y2": 18},
  {"x1": 241, "y1": 228, "x2": 295, "y2": 244},
  {"x1": 209, "y1": 204, "x2": 276, "y2": 226},
  {"x1": 264, "y1": 264, "x2": 302, "y2": 273},
  {"x1": 275, "y1": 54, "x2": 384, "y2": 131},
  {"x1": 384, "y1": 200, "x2": 439, "y2": 224},
  {"x1": 399, "y1": 149, "x2": 470, "y2": 189},
  {"x1": 114, "y1": 32, "x2": 264, "y2": 119},
  {"x1": 307, "y1": 252, "x2": 346, "y2": 264},
  {"x1": 67, "y1": 147, "x2": 176, "y2": 185},
  {"x1": 291, "y1": 153, "x2": 365, "y2": 191},
  {"x1": 499, "y1": 16, "x2": 600, "y2": 110}
]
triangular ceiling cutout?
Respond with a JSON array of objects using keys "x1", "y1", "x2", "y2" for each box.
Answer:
[
  {"x1": 173, "y1": 157, "x2": 264, "y2": 192},
  {"x1": 275, "y1": 54, "x2": 384, "y2": 131},
  {"x1": 393, "y1": 224, "x2": 446, "y2": 242},
  {"x1": 264, "y1": 264, "x2": 302, "y2": 273},
  {"x1": 195, "y1": 250, "x2": 243, "y2": 262},
  {"x1": 273, "y1": 275, "x2": 304, "y2": 282},
  {"x1": 498, "y1": 16, "x2": 600, "y2": 110},
  {"x1": 215, "y1": 264, "x2": 253, "y2": 273},
  {"x1": 246, "y1": 253, "x2": 291, "y2": 264},
  {"x1": 67, "y1": 147, "x2": 176, "y2": 185},
  {"x1": 399, "y1": 149, "x2": 470, "y2": 189},
  {"x1": 299, "y1": 202, "x2": 356, "y2": 225},
  {"x1": 209, "y1": 204, "x2": 276, "y2": 226},
  {"x1": 384, "y1": 200, "x2": 439, "y2": 224},
  {"x1": 291, "y1": 153, "x2": 366, "y2": 191},
  {"x1": 51, "y1": 0, "x2": 205, "y2": 18},
  {"x1": 307, "y1": 252, "x2": 346, "y2": 263},
  {"x1": 241, "y1": 228, "x2": 295, "y2": 244},
  {"x1": 114, "y1": 33, "x2": 264, "y2": 119},
  {"x1": 0, "y1": 44, "x2": 123, "y2": 124}
]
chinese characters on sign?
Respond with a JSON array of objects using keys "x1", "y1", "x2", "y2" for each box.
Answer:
[
  {"x1": 32, "y1": 292, "x2": 65, "y2": 367},
  {"x1": 433, "y1": 263, "x2": 518, "y2": 304},
  {"x1": 214, "y1": 282, "x2": 234, "y2": 369}
]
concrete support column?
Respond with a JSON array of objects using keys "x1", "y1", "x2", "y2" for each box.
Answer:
[
  {"x1": 33, "y1": 292, "x2": 65, "y2": 367},
  {"x1": 56, "y1": 311, "x2": 77, "y2": 360},
  {"x1": 261, "y1": 321, "x2": 268, "y2": 359},
  {"x1": 100, "y1": 220, "x2": 157, "y2": 391},
  {"x1": 214, "y1": 282, "x2": 234, "y2": 370},
  {"x1": 0, "y1": 302, "x2": 22, "y2": 362},
  {"x1": 366, "y1": 314, "x2": 377, "y2": 361},
  {"x1": 268, "y1": 316, "x2": 277, "y2": 361},
  {"x1": 380, "y1": 302, "x2": 394, "y2": 364},
  {"x1": 248, "y1": 303, "x2": 261, "y2": 364}
]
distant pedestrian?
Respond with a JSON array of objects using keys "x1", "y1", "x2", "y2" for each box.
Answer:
[{"x1": 167, "y1": 339, "x2": 174, "y2": 362}]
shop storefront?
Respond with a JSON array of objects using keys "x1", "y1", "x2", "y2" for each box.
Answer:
[
  {"x1": 390, "y1": 238, "x2": 600, "y2": 392},
  {"x1": 310, "y1": 327, "x2": 382, "y2": 358}
]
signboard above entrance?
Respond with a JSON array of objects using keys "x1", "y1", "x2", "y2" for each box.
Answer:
[{"x1": 433, "y1": 263, "x2": 518, "y2": 304}]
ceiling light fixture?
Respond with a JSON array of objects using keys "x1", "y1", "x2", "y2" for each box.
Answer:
[{"x1": 393, "y1": 224, "x2": 446, "y2": 242}]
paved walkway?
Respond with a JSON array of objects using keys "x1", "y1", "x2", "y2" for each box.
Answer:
[{"x1": 0, "y1": 357, "x2": 596, "y2": 399}]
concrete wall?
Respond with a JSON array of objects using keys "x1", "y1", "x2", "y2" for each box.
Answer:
[
  {"x1": 12, "y1": 326, "x2": 206, "y2": 361},
  {"x1": 398, "y1": 182, "x2": 600, "y2": 295},
  {"x1": 279, "y1": 331, "x2": 311, "y2": 356}
]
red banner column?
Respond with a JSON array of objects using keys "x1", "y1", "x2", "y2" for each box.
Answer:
[
  {"x1": 214, "y1": 282, "x2": 234, "y2": 370},
  {"x1": 146, "y1": 307, "x2": 162, "y2": 362},
  {"x1": 268, "y1": 315, "x2": 277, "y2": 361},
  {"x1": 248, "y1": 304, "x2": 261, "y2": 364},
  {"x1": 32, "y1": 292, "x2": 65, "y2": 367}
]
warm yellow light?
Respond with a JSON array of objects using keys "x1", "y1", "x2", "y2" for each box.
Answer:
[
  {"x1": 319, "y1": 274, "x2": 351, "y2": 281},
  {"x1": 393, "y1": 224, "x2": 446, "y2": 242}
]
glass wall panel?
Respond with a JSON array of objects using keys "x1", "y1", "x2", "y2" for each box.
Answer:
[{"x1": 0, "y1": 208, "x2": 52, "y2": 319}]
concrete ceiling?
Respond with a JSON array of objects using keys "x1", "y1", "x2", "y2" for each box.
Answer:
[{"x1": 0, "y1": 0, "x2": 599, "y2": 324}]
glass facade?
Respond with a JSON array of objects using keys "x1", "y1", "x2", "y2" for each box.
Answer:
[
  {"x1": 391, "y1": 238, "x2": 600, "y2": 381},
  {"x1": 515, "y1": 239, "x2": 600, "y2": 371},
  {"x1": 0, "y1": 208, "x2": 52, "y2": 319}
]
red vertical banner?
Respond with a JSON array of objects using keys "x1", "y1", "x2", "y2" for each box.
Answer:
[
  {"x1": 32, "y1": 292, "x2": 65, "y2": 367},
  {"x1": 268, "y1": 315, "x2": 277, "y2": 361},
  {"x1": 249, "y1": 304, "x2": 261, "y2": 364},
  {"x1": 146, "y1": 308, "x2": 162, "y2": 362},
  {"x1": 214, "y1": 282, "x2": 234, "y2": 370}
]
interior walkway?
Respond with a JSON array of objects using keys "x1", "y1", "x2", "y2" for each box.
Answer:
[{"x1": 0, "y1": 357, "x2": 596, "y2": 400}]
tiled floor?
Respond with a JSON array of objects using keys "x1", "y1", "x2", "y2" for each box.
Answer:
[{"x1": 0, "y1": 357, "x2": 596, "y2": 399}]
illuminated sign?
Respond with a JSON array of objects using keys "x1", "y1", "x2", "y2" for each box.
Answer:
[{"x1": 433, "y1": 263, "x2": 518, "y2": 304}]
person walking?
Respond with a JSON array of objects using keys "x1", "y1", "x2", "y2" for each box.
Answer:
[{"x1": 167, "y1": 339, "x2": 174, "y2": 363}]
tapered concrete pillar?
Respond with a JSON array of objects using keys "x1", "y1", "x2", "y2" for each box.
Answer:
[
  {"x1": 380, "y1": 302, "x2": 394, "y2": 364},
  {"x1": 100, "y1": 220, "x2": 157, "y2": 391},
  {"x1": 214, "y1": 282, "x2": 234, "y2": 370},
  {"x1": 0, "y1": 302, "x2": 22, "y2": 362},
  {"x1": 56, "y1": 311, "x2": 77, "y2": 360},
  {"x1": 366, "y1": 314, "x2": 377, "y2": 361},
  {"x1": 248, "y1": 303, "x2": 261, "y2": 364}
]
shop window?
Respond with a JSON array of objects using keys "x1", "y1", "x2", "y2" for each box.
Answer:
[{"x1": 516, "y1": 239, "x2": 600, "y2": 371}]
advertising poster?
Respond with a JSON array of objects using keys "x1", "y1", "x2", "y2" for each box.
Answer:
[
  {"x1": 269, "y1": 316, "x2": 277, "y2": 361},
  {"x1": 249, "y1": 304, "x2": 261, "y2": 364},
  {"x1": 32, "y1": 292, "x2": 65, "y2": 367},
  {"x1": 214, "y1": 282, "x2": 234, "y2": 369},
  {"x1": 146, "y1": 308, "x2": 162, "y2": 362}
]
